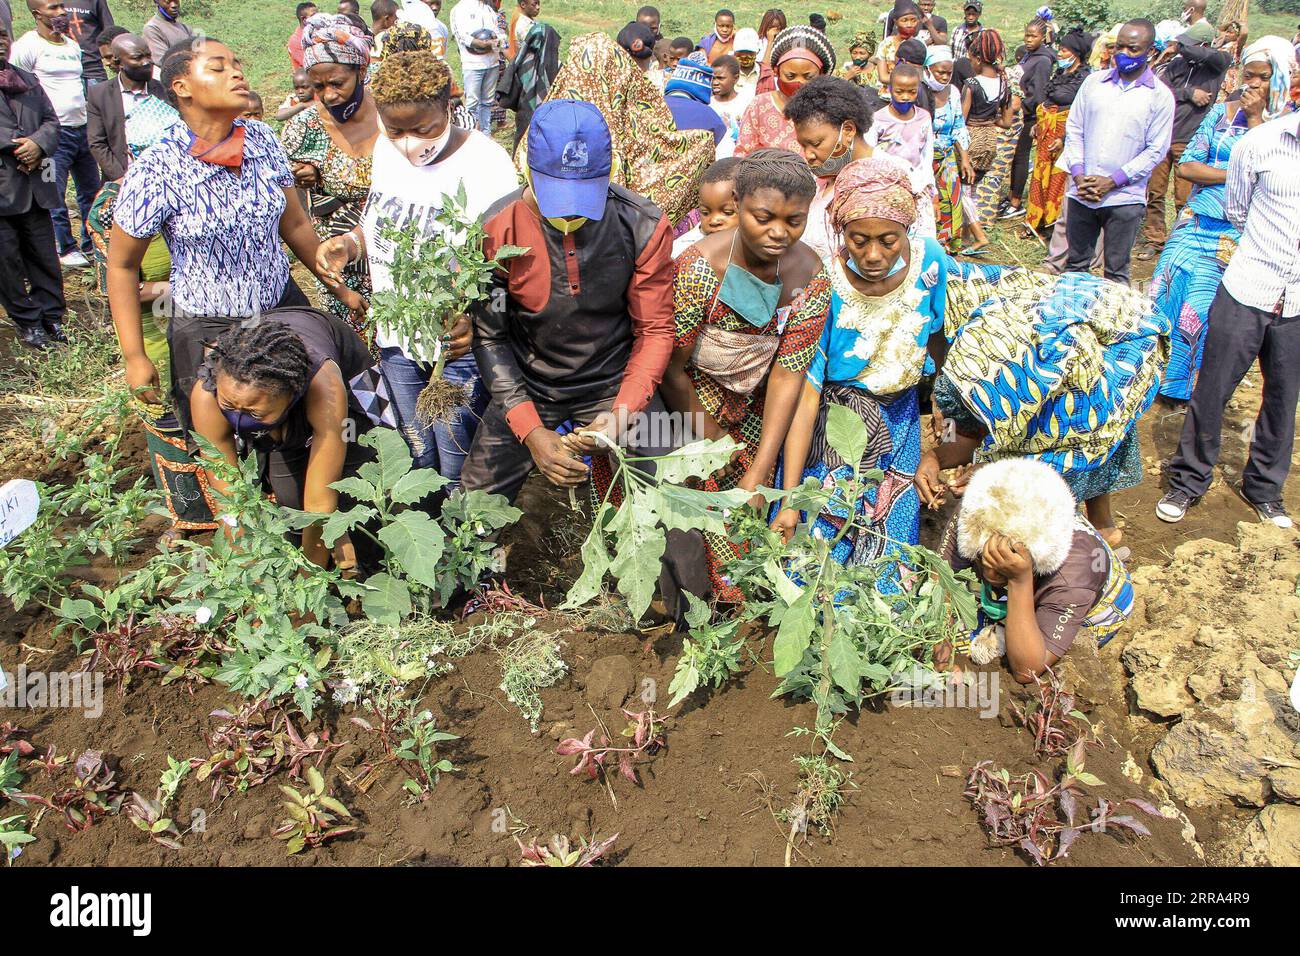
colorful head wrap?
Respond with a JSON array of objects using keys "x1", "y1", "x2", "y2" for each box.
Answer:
[
  {"x1": 1241, "y1": 36, "x2": 1297, "y2": 119},
  {"x1": 666, "y1": 52, "x2": 714, "y2": 104},
  {"x1": 848, "y1": 30, "x2": 878, "y2": 57},
  {"x1": 925, "y1": 44, "x2": 954, "y2": 66},
  {"x1": 828, "y1": 157, "x2": 917, "y2": 231},
  {"x1": 769, "y1": 25, "x2": 837, "y2": 75},
  {"x1": 301, "y1": 12, "x2": 372, "y2": 70}
]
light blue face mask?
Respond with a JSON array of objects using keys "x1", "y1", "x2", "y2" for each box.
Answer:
[
  {"x1": 847, "y1": 249, "x2": 908, "y2": 280},
  {"x1": 718, "y1": 231, "x2": 783, "y2": 327},
  {"x1": 1057, "y1": 56, "x2": 1074, "y2": 69}
]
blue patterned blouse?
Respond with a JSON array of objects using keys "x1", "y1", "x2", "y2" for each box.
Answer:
[
  {"x1": 114, "y1": 119, "x2": 296, "y2": 318},
  {"x1": 1181, "y1": 101, "x2": 1250, "y2": 223}
]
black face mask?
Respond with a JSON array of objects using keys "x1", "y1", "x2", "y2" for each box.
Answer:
[
  {"x1": 121, "y1": 63, "x2": 154, "y2": 84},
  {"x1": 324, "y1": 71, "x2": 365, "y2": 124}
]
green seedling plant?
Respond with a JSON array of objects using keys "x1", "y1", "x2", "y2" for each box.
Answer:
[
  {"x1": 0, "y1": 814, "x2": 34, "y2": 866},
  {"x1": 393, "y1": 705, "x2": 458, "y2": 800},
  {"x1": 498, "y1": 631, "x2": 567, "y2": 730},
  {"x1": 275, "y1": 767, "x2": 357, "y2": 855},
  {"x1": 965, "y1": 738, "x2": 1162, "y2": 866},
  {"x1": 668, "y1": 592, "x2": 748, "y2": 708},
  {"x1": 126, "y1": 757, "x2": 190, "y2": 851},
  {"x1": 0, "y1": 752, "x2": 26, "y2": 802},
  {"x1": 302, "y1": 428, "x2": 521, "y2": 623},
  {"x1": 561, "y1": 435, "x2": 785, "y2": 623},
  {"x1": 723, "y1": 405, "x2": 978, "y2": 744},
  {"x1": 517, "y1": 832, "x2": 619, "y2": 867},
  {"x1": 371, "y1": 187, "x2": 527, "y2": 421}
]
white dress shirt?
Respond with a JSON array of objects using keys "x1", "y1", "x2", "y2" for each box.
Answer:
[{"x1": 1223, "y1": 112, "x2": 1300, "y2": 317}]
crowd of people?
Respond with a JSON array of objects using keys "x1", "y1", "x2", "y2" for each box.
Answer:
[{"x1": 2, "y1": 0, "x2": 1299, "y2": 683}]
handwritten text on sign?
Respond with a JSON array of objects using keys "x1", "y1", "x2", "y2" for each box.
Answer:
[{"x1": 0, "y1": 480, "x2": 40, "y2": 549}]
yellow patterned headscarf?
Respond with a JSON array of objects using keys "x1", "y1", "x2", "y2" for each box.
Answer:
[{"x1": 514, "y1": 32, "x2": 715, "y2": 226}]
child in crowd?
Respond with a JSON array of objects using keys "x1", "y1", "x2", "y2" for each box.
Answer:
[
  {"x1": 710, "y1": 55, "x2": 750, "y2": 156},
  {"x1": 647, "y1": 37, "x2": 672, "y2": 89},
  {"x1": 672, "y1": 157, "x2": 741, "y2": 256},
  {"x1": 866, "y1": 63, "x2": 936, "y2": 215},
  {"x1": 668, "y1": 36, "x2": 694, "y2": 69},
  {"x1": 241, "y1": 91, "x2": 265, "y2": 122},
  {"x1": 276, "y1": 68, "x2": 314, "y2": 122}
]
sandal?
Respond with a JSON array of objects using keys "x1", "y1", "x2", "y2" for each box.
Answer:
[
  {"x1": 958, "y1": 245, "x2": 988, "y2": 257},
  {"x1": 1135, "y1": 245, "x2": 1161, "y2": 261}
]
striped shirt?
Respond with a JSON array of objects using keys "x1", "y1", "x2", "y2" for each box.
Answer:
[{"x1": 1222, "y1": 112, "x2": 1300, "y2": 318}]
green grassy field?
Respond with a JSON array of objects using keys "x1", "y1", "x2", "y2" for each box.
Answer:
[{"x1": 18, "y1": 0, "x2": 1290, "y2": 106}]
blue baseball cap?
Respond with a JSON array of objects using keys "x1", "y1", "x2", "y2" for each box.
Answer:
[{"x1": 527, "y1": 100, "x2": 613, "y2": 222}]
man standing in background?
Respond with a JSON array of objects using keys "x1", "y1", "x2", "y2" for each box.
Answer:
[
  {"x1": 1062, "y1": 19, "x2": 1173, "y2": 285},
  {"x1": 86, "y1": 32, "x2": 163, "y2": 182},
  {"x1": 61, "y1": 0, "x2": 113, "y2": 84},
  {"x1": 1136, "y1": 17, "x2": 1228, "y2": 261},
  {"x1": 12, "y1": 0, "x2": 100, "y2": 267},
  {"x1": 950, "y1": 1, "x2": 981, "y2": 60},
  {"x1": 0, "y1": 18, "x2": 67, "y2": 348},
  {"x1": 142, "y1": 0, "x2": 194, "y2": 71},
  {"x1": 450, "y1": 0, "x2": 500, "y2": 131}
]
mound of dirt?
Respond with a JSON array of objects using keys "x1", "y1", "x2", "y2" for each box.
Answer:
[{"x1": 1120, "y1": 522, "x2": 1300, "y2": 864}]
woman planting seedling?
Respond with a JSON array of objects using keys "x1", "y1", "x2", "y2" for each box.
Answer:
[
  {"x1": 940, "y1": 458, "x2": 1134, "y2": 683},
  {"x1": 188, "y1": 311, "x2": 380, "y2": 570}
]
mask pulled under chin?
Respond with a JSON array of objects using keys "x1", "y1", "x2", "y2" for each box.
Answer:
[{"x1": 924, "y1": 74, "x2": 947, "y2": 91}]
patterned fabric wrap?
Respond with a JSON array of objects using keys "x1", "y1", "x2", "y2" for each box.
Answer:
[
  {"x1": 86, "y1": 182, "x2": 216, "y2": 530},
  {"x1": 514, "y1": 32, "x2": 715, "y2": 226},
  {"x1": 302, "y1": 12, "x2": 373, "y2": 69},
  {"x1": 933, "y1": 139, "x2": 965, "y2": 250},
  {"x1": 776, "y1": 384, "x2": 922, "y2": 591},
  {"x1": 829, "y1": 157, "x2": 918, "y2": 229},
  {"x1": 966, "y1": 121, "x2": 1000, "y2": 170},
  {"x1": 1150, "y1": 211, "x2": 1238, "y2": 400},
  {"x1": 940, "y1": 260, "x2": 1170, "y2": 482},
  {"x1": 690, "y1": 324, "x2": 781, "y2": 395},
  {"x1": 1150, "y1": 103, "x2": 1246, "y2": 401},
  {"x1": 1026, "y1": 104, "x2": 1068, "y2": 229},
  {"x1": 673, "y1": 246, "x2": 832, "y2": 601},
  {"x1": 280, "y1": 105, "x2": 374, "y2": 335}
]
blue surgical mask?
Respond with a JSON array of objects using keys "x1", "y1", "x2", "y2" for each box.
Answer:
[
  {"x1": 847, "y1": 251, "x2": 907, "y2": 280},
  {"x1": 221, "y1": 398, "x2": 297, "y2": 435},
  {"x1": 891, "y1": 97, "x2": 916, "y2": 115},
  {"x1": 1113, "y1": 51, "x2": 1148, "y2": 75},
  {"x1": 717, "y1": 232, "x2": 782, "y2": 328},
  {"x1": 1057, "y1": 56, "x2": 1074, "y2": 69}
]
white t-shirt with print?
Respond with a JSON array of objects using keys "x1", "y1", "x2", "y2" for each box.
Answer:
[
  {"x1": 11, "y1": 31, "x2": 86, "y2": 126},
  {"x1": 363, "y1": 129, "x2": 520, "y2": 360}
]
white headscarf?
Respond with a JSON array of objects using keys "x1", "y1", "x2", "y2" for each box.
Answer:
[{"x1": 1241, "y1": 35, "x2": 1297, "y2": 119}]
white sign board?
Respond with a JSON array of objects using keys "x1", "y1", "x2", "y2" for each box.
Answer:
[{"x1": 0, "y1": 479, "x2": 40, "y2": 549}]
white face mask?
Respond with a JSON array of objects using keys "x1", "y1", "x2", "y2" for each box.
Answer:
[{"x1": 391, "y1": 121, "x2": 452, "y2": 166}]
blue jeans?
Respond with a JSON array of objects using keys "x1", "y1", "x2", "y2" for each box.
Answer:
[
  {"x1": 461, "y1": 65, "x2": 499, "y2": 132},
  {"x1": 50, "y1": 125, "x2": 101, "y2": 256},
  {"x1": 379, "y1": 349, "x2": 488, "y2": 491}
]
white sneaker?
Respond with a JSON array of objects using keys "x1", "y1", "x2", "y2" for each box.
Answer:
[
  {"x1": 1251, "y1": 499, "x2": 1293, "y2": 529},
  {"x1": 59, "y1": 251, "x2": 90, "y2": 268}
]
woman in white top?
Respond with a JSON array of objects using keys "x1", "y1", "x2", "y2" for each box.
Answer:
[{"x1": 317, "y1": 49, "x2": 518, "y2": 489}]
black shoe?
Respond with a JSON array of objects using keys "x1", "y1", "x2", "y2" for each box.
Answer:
[
  {"x1": 43, "y1": 321, "x2": 68, "y2": 343},
  {"x1": 998, "y1": 205, "x2": 1027, "y2": 220},
  {"x1": 15, "y1": 325, "x2": 51, "y2": 349},
  {"x1": 1249, "y1": 499, "x2": 1293, "y2": 529},
  {"x1": 1156, "y1": 489, "x2": 1196, "y2": 523}
]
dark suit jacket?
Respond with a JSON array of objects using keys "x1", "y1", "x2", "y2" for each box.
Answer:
[
  {"x1": 0, "y1": 68, "x2": 61, "y2": 216},
  {"x1": 86, "y1": 77, "x2": 168, "y2": 182}
]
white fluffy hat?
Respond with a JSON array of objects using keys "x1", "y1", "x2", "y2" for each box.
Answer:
[{"x1": 956, "y1": 459, "x2": 1078, "y2": 576}]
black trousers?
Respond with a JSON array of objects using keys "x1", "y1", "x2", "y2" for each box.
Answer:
[
  {"x1": 1009, "y1": 118, "x2": 1035, "y2": 200},
  {"x1": 0, "y1": 204, "x2": 65, "y2": 330},
  {"x1": 1063, "y1": 198, "x2": 1144, "y2": 286},
  {"x1": 1167, "y1": 285, "x2": 1300, "y2": 505},
  {"x1": 461, "y1": 390, "x2": 711, "y2": 623}
]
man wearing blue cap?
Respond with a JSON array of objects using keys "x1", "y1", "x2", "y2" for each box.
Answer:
[
  {"x1": 461, "y1": 99, "x2": 677, "y2": 502},
  {"x1": 664, "y1": 51, "x2": 727, "y2": 147}
]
